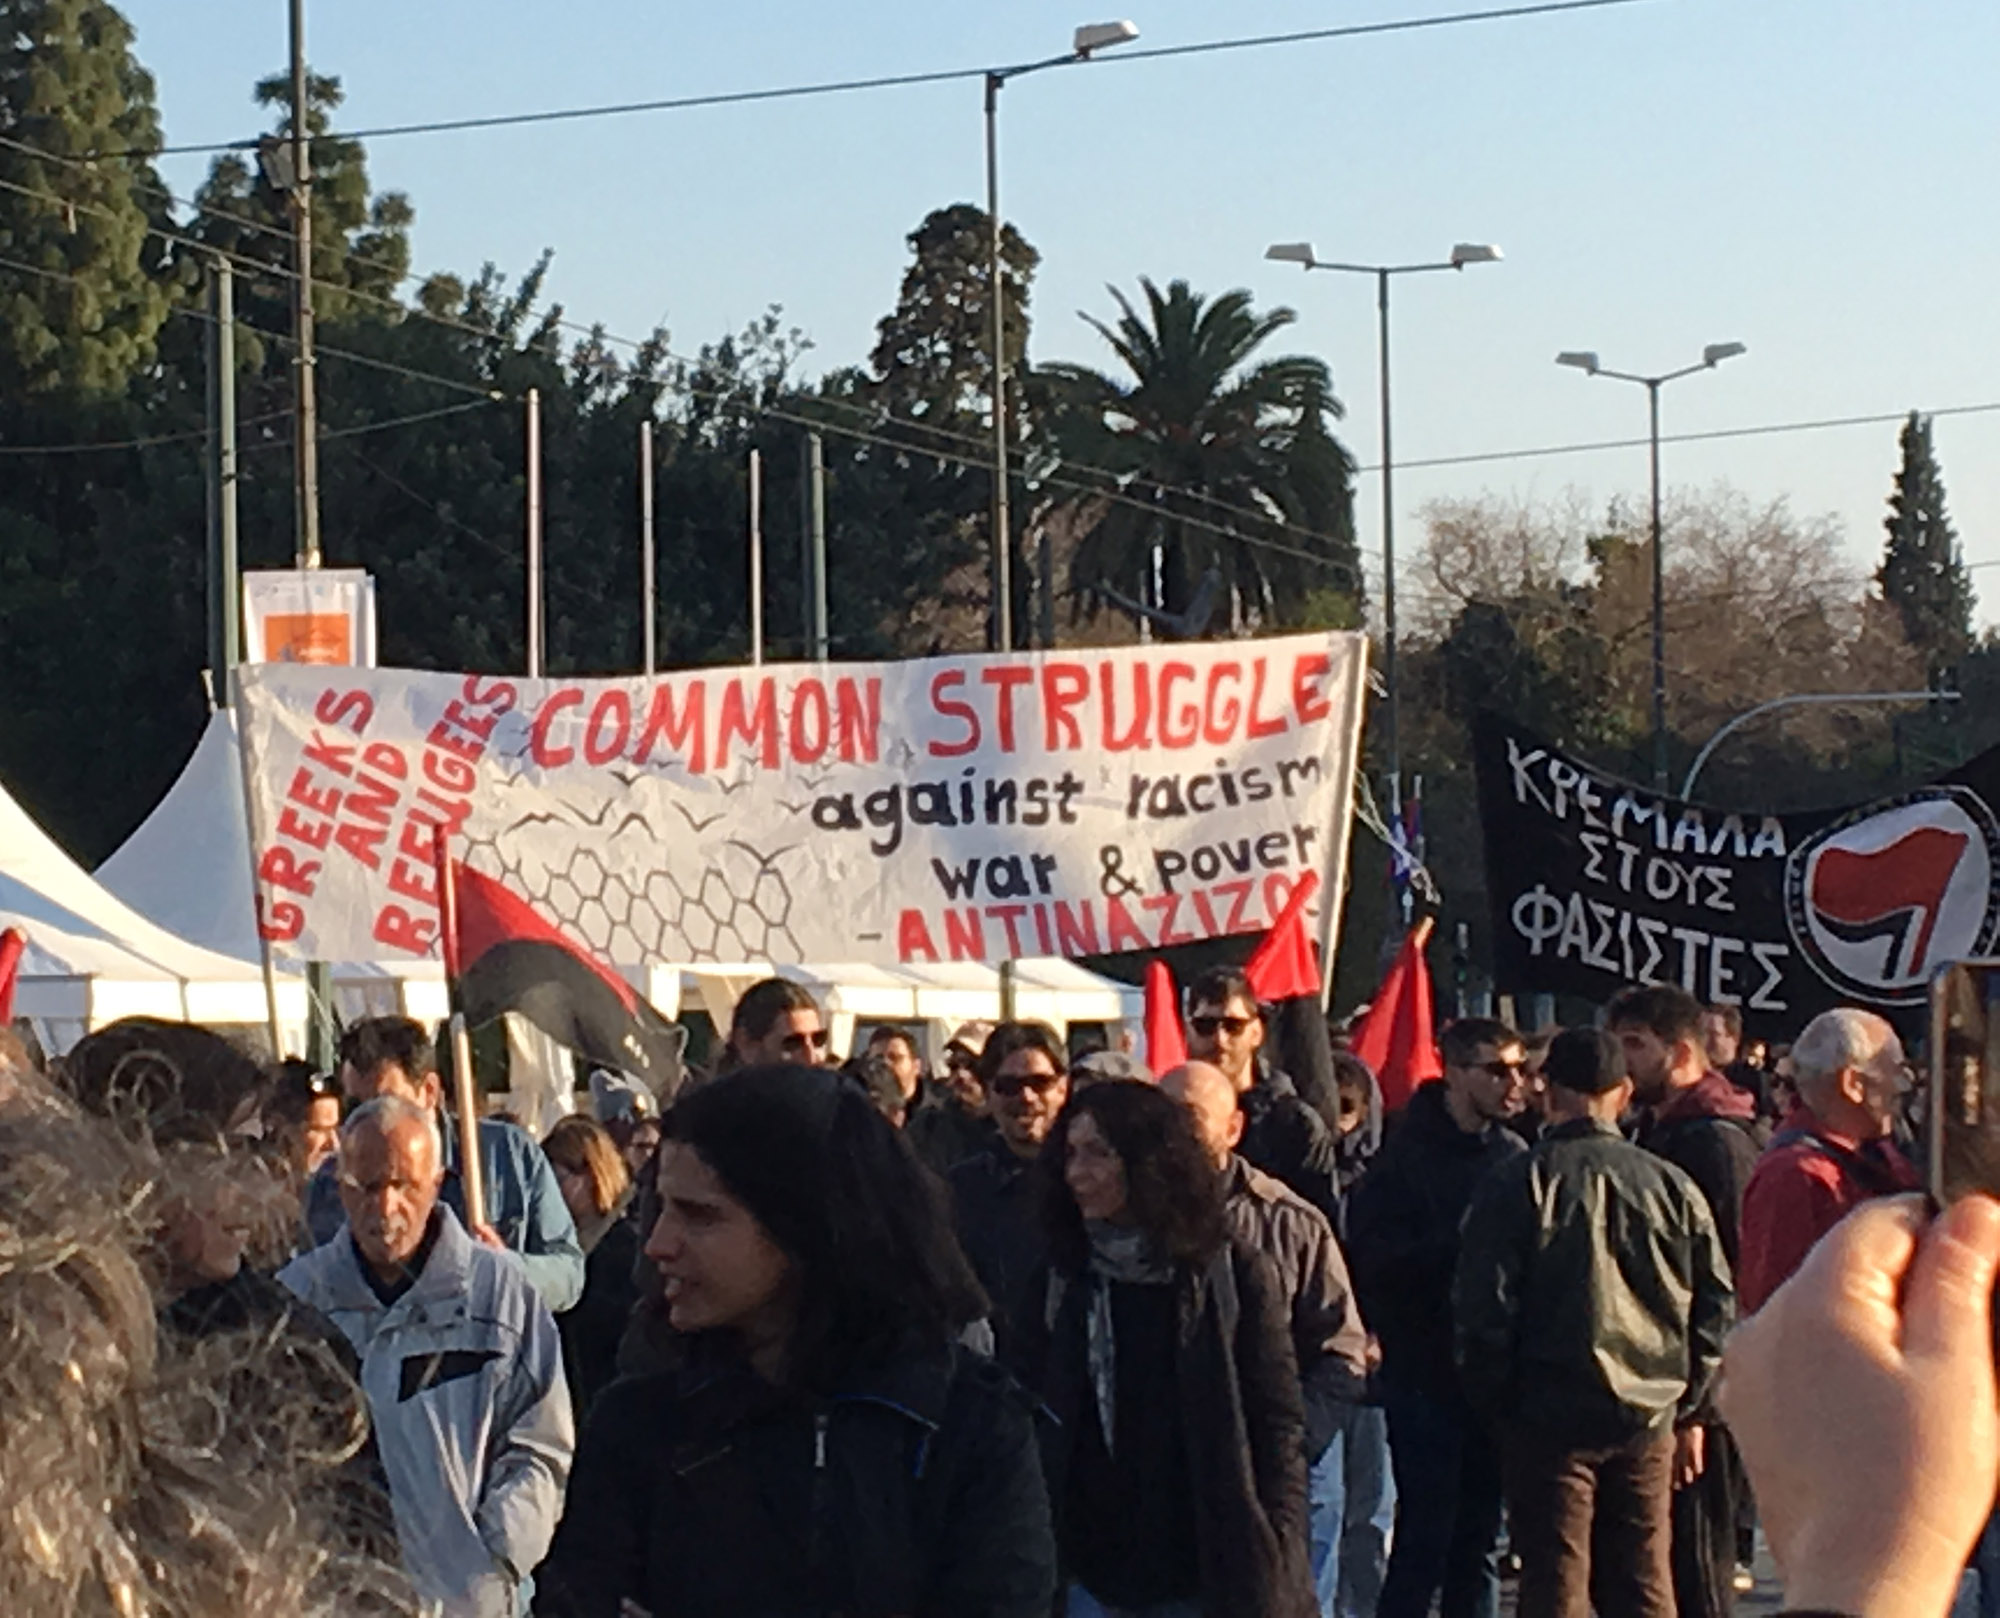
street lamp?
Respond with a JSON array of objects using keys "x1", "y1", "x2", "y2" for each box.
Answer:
[
  {"x1": 1555, "y1": 340, "x2": 1747, "y2": 790},
  {"x1": 1264, "y1": 238, "x2": 1503, "y2": 829},
  {"x1": 985, "y1": 20, "x2": 1139, "y2": 652}
]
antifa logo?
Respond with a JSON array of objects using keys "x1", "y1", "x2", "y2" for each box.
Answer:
[{"x1": 1786, "y1": 788, "x2": 2000, "y2": 1004}]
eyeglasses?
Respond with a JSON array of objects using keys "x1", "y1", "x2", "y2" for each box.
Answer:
[
  {"x1": 991, "y1": 1068, "x2": 1066, "y2": 1098},
  {"x1": 1189, "y1": 1014, "x2": 1254, "y2": 1038},
  {"x1": 779, "y1": 1029, "x2": 831, "y2": 1054}
]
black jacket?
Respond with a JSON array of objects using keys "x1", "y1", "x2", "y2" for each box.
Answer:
[
  {"x1": 1637, "y1": 1073, "x2": 1763, "y2": 1267},
  {"x1": 1019, "y1": 1243, "x2": 1316, "y2": 1618},
  {"x1": 907, "y1": 1084, "x2": 997, "y2": 1175},
  {"x1": 1345, "y1": 1081, "x2": 1526, "y2": 1398},
  {"x1": 949, "y1": 1143, "x2": 1046, "y2": 1364},
  {"x1": 1452, "y1": 1118, "x2": 1735, "y2": 1447},
  {"x1": 1241, "y1": 1066, "x2": 1344, "y2": 1227},
  {"x1": 539, "y1": 1339, "x2": 1056, "y2": 1618},
  {"x1": 558, "y1": 1205, "x2": 642, "y2": 1424}
]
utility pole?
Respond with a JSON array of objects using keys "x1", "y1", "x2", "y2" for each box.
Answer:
[
  {"x1": 640, "y1": 418, "x2": 656, "y2": 675},
  {"x1": 288, "y1": 0, "x2": 320, "y2": 569},
  {"x1": 748, "y1": 448, "x2": 764, "y2": 665},
  {"x1": 526, "y1": 387, "x2": 543, "y2": 677},
  {"x1": 801, "y1": 432, "x2": 827, "y2": 660},
  {"x1": 205, "y1": 259, "x2": 240, "y2": 697}
]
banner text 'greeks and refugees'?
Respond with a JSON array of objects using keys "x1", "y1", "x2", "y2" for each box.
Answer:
[{"x1": 235, "y1": 633, "x2": 1368, "y2": 969}]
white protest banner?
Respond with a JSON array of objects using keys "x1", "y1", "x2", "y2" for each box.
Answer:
[{"x1": 235, "y1": 631, "x2": 1368, "y2": 969}]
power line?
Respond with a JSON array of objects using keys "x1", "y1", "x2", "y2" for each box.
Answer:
[
  {"x1": 1367, "y1": 399, "x2": 2000, "y2": 475},
  {"x1": 111, "y1": 0, "x2": 1657, "y2": 158},
  {"x1": 0, "y1": 248, "x2": 507, "y2": 406}
]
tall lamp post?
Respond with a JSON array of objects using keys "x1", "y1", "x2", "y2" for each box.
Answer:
[
  {"x1": 1556, "y1": 341, "x2": 1747, "y2": 791},
  {"x1": 1264, "y1": 240, "x2": 1501, "y2": 818},
  {"x1": 986, "y1": 20, "x2": 1138, "y2": 653}
]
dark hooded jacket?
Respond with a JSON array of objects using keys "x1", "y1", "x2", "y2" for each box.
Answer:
[
  {"x1": 1329, "y1": 1062, "x2": 1385, "y2": 1243},
  {"x1": 1345, "y1": 1080, "x2": 1525, "y2": 1398},
  {"x1": 948, "y1": 1142, "x2": 1047, "y2": 1366},
  {"x1": 539, "y1": 1337, "x2": 1056, "y2": 1618},
  {"x1": 1018, "y1": 1241, "x2": 1315, "y2": 1618},
  {"x1": 1637, "y1": 1071, "x2": 1762, "y2": 1268},
  {"x1": 1240, "y1": 1065, "x2": 1344, "y2": 1228}
]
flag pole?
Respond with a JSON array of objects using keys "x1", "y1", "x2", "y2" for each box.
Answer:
[
  {"x1": 229, "y1": 673, "x2": 291, "y2": 1058},
  {"x1": 432, "y1": 827, "x2": 489, "y2": 1231}
]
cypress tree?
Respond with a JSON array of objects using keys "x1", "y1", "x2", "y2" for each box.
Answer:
[{"x1": 1878, "y1": 410, "x2": 1974, "y2": 683}]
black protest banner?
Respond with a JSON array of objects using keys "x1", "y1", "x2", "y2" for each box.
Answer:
[{"x1": 1474, "y1": 713, "x2": 2000, "y2": 1034}]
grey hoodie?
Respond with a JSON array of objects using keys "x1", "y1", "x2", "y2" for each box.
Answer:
[{"x1": 278, "y1": 1206, "x2": 573, "y2": 1616}]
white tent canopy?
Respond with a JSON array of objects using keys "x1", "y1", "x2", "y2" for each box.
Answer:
[
  {"x1": 0, "y1": 769, "x2": 308, "y2": 1047},
  {"x1": 665, "y1": 958, "x2": 1140, "y2": 1061}
]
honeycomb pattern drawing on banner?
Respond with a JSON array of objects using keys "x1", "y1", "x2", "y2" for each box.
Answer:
[{"x1": 458, "y1": 773, "x2": 807, "y2": 966}]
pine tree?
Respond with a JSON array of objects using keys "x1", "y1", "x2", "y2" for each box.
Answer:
[
  {"x1": 1879, "y1": 410, "x2": 1974, "y2": 682},
  {"x1": 0, "y1": 0, "x2": 172, "y2": 399}
]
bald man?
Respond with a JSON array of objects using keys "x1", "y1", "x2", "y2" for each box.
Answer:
[
  {"x1": 1163, "y1": 1062, "x2": 1369, "y2": 1610},
  {"x1": 1736, "y1": 1008, "x2": 1922, "y2": 1314},
  {"x1": 280, "y1": 1097, "x2": 573, "y2": 1617}
]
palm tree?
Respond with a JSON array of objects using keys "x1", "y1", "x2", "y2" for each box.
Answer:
[{"x1": 1036, "y1": 277, "x2": 1359, "y2": 633}]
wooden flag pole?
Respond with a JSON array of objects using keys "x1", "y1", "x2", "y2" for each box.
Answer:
[{"x1": 432, "y1": 827, "x2": 488, "y2": 1232}]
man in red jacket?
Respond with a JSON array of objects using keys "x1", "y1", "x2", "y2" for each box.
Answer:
[{"x1": 1736, "y1": 1007, "x2": 1919, "y2": 1316}]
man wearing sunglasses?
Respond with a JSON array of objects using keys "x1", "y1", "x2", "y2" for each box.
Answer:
[
  {"x1": 1185, "y1": 967, "x2": 1343, "y2": 1224},
  {"x1": 1345, "y1": 1018, "x2": 1528, "y2": 1618},
  {"x1": 722, "y1": 978, "x2": 831, "y2": 1069},
  {"x1": 948, "y1": 1021, "x2": 1072, "y2": 1364}
]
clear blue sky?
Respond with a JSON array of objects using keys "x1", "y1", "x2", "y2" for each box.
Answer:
[{"x1": 121, "y1": 0, "x2": 2000, "y2": 625}]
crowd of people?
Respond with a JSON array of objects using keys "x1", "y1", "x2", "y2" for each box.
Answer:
[{"x1": 0, "y1": 969, "x2": 1996, "y2": 1618}]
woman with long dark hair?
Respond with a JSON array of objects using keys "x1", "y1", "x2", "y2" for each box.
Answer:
[
  {"x1": 1023, "y1": 1080, "x2": 1315, "y2": 1618},
  {"x1": 539, "y1": 1064, "x2": 1057, "y2": 1617}
]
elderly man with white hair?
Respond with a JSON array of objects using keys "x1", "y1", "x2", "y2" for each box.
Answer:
[
  {"x1": 280, "y1": 1095, "x2": 573, "y2": 1617},
  {"x1": 1735, "y1": 1007, "x2": 1921, "y2": 1314}
]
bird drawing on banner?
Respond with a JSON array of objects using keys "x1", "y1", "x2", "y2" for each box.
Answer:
[{"x1": 1093, "y1": 566, "x2": 1222, "y2": 641}]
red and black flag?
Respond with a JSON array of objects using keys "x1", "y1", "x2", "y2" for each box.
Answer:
[{"x1": 438, "y1": 856, "x2": 687, "y2": 1101}]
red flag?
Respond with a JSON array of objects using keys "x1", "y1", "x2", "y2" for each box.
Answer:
[
  {"x1": 1349, "y1": 917, "x2": 1443, "y2": 1111},
  {"x1": 0, "y1": 926, "x2": 23, "y2": 1025},
  {"x1": 1143, "y1": 959, "x2": 1186, "y2": 1075},
  {"x1": 437, "y1": 848, "x2": 686, "y2": 1098},
  {"x1": 1244, "y1": 872, "x2": 1321, "y2": 1003}
]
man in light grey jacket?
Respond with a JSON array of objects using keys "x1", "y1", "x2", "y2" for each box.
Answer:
[{"x1": 280, "y1": 1096, "x2": 573, "y2": 1618}]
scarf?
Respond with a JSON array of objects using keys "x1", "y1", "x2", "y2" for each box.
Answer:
[{"x1": 1081, "y1": 1221, "x2": 1172, "y2": 1456}]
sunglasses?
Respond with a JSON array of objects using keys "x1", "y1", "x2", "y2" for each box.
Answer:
[
  {"x1": 780, "y1": 1029, "x2": 831, "y2": 1054},
  {"x1": 1472, "y1": 1058, "x2": 1525, "y2": 1080},
  {"x1": 991, "y1": 1068, "x2": 1066, "y2": 1098},
  {"x1": 1189, "y1": 1014, "x2": 1255, "y2": 1038}
]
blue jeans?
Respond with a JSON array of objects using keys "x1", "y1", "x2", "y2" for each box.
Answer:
[
  {"x1": 1066, "y1": 1585, "x2": 1202, "y2": 1618},
  {"x1": 1311, "y1": 1404, "x2": 1397, "y2": 1618},
  {"x1": 1377, "y1": 1384, "x2": 1504, "y2": 1618}
]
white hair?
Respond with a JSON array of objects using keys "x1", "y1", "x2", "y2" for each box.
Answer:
[
  {"x1": 1789, "y1": 1008, "x2": 1896, "y2": 1091},
  {"x1": 339, "y1": 1094, "x2": 434, "y2": 1148}
]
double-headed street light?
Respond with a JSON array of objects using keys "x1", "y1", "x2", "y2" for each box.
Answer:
[
  {"x1": 986, "y1": 20, "x2": 1139, "y2": 652},
  {"x1": 1264, "y1": 239, "x2": 1502, "y2": 822},
  {"x1": 1555, "y1": 341, "x2": 1748, "y2": 791}
]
